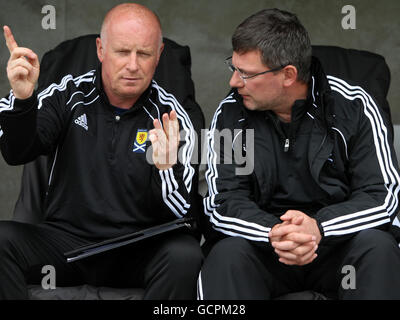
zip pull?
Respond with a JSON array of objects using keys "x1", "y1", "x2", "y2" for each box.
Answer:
[{"x1": 284, "y1": 138, "x2": 290, "y2": 152}]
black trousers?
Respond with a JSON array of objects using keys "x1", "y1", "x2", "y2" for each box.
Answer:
[
  {"x1": 0, "y1": 221, "x2": 203, "y2": 300},
  {"x1": 199, "y1": 229, "x2": 400, "y2": 299}
]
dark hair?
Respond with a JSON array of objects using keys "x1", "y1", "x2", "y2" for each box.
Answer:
[{"x1": 232, "y1": 8, "x2": 312, "y2": 83}]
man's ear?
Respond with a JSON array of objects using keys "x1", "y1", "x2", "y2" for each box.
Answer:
[
  {"x1": 282, "y1": 65, "x2": 298, "y2": 88},
  {"x1": 96, "y1": 37, "x2": 104, "y2": 63},
  {"x1": 157, "y1": 42, "x2": 164, "y2": 64}
]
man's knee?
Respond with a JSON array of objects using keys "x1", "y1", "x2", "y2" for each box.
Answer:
[
  {"x1": 346, "y1": 229, "x2": 400, "y2": 265},
  {"x1": 338, "y1": 229, "x2": 400, "y2": 299},
  {"x1": 156, "y1": 233, "x2": 203, "y2": 275},
  {"x1": 0, "y1": 221, "x2": 36, "y2": 274},
  {"x1": 351, "y1": 229, "x2": 399, "y2": 252},
  {"x1": 199, "y1": 237, "x2": 278, "y2": 299},
  {"x1": 204, "y1": 236, "x2": 260, "y2": 271},
  {"x1": 0, "y1": 221, "x2": 26, "y2": 254}
]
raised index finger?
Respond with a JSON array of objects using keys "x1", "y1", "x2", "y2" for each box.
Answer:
[{"x1": 3, "y1": 25, "x2": 18, "y2": 53}]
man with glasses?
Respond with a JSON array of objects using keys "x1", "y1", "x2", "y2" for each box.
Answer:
[{"x1": 199, "y1": 8, "x2": 400, "y2": 299}]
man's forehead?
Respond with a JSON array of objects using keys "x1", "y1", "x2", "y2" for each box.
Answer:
[
  {"x1": 114, "y1": 21, "x2": 159, "y2": 41},
  {"x1": 112, "y1": 38, "x2": 154, "y2": 50},
  {"x1": 108, "y1": 29, "x2": 159, "y2": 50},
  {"x1": 232, "y1": 50, "x2": 265, "y2": 68}
]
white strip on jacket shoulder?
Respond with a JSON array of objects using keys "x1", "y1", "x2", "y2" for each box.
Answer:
[{"x1": 321, "y1": 75, "x2": 400, "y2": 236}]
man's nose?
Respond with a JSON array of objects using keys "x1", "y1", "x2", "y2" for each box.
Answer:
[
  {"x1": 126, "y1": 53, "x2": 139, "y2": 72},
  {"x1": 229, "y1": 71, "x2": 245, "y2": 88}
]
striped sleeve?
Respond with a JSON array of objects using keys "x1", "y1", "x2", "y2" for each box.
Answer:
[
  {"x1": 203, "y1": 94, "x2": 281, "y2": 243},
  {"x1": 0, "y1": 91, "x2": 15, "y2": 114},
  {"x1": 314, "y1": 76, "x2": 400, "y2": 240},
  {"x1": 158, "y1": 168, "x2": 191, "y2": 219},
  {"x1": 151, "y1": 80, "x2": 196, "y2": 218},
  {"x1": 0, "y1": 70, "x2": 96, "y2": 165}
]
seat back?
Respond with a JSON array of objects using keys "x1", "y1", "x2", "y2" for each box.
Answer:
[{"x1": 312, "y1": 45, "x2": 393, "y2": 138}]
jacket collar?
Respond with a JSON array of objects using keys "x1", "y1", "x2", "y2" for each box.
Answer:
[
  {"x1": 310, "y1": 56, "x2": 331, "y2": 95},
  {"x1": 308, "y1": 57, "x2": 337, "y2": 127}
]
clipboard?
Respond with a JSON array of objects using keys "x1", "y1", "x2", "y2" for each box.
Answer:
[{"x1": 64, "y1": 217, "x2": 194, "y2": 263}]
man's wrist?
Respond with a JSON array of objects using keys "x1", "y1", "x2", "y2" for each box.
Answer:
[{"x1": 313, "y1": 218, "x2": 324, "y2": 244}]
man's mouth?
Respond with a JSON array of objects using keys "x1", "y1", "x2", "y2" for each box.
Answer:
[{"x1": 122, "y1": 76, "x2": 141, "y2": 82}]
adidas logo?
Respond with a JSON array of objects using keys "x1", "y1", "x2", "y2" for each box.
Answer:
[{"x1": 74, "y1": 114, "x2": 88, "y2": 131}]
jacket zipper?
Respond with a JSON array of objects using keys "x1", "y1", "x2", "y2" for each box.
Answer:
[
  {"x1": 111, "y1": 114, "x2": 121, "y2": 157},
  {"x1": 269, "y1": 116, "x2": 291, "y2": 153},
  {"x1": 284, "y1": 138, "x2": 290, "y2": 152}
]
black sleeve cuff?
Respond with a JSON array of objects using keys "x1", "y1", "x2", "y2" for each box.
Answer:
[
  {"x1": 2, "y1": 92, "x2": 38, "y2": 116},
  {"x1": 315, "y1": 219, "x2": 325, "y2": 245}
]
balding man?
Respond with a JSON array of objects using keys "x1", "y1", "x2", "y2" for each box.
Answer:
[{"x1": 0, "y1": 3, "x2": 202, "y2": 299}]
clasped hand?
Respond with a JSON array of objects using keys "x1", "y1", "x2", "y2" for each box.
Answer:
[{"x1": 268, "y1": 210, "x2": 322, "y2": 266}]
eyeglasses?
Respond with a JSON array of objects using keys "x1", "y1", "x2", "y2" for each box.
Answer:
[{"x1": 225, "y1": 56, "x2": 288, "y2": 83}]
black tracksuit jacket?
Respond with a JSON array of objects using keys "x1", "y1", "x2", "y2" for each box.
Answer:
[
  {"x1": 203, "y1": 57, "x2": 400, "y2": 248},
  {"x1": 0, "y1": 67, "x2": 195, "y2": 241}
]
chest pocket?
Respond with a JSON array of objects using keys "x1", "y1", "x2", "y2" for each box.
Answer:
[
  {"x1": 252, "y1": 126, "x2": 278, "y2": 207},
  {"x1": 327, "y1": 127, "x2": 350, "y2": 174},
  {"x1": 318, "y1": 129, "x2": 351, "y2": 202}
]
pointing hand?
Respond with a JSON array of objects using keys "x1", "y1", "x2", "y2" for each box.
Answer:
[{"x1": 3, "y1": 26, "x2": 40, "y2": 100}]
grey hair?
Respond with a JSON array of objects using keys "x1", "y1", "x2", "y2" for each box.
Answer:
[{"x1": 232, "y1": 8, "x2": 312, "y2": 83}]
